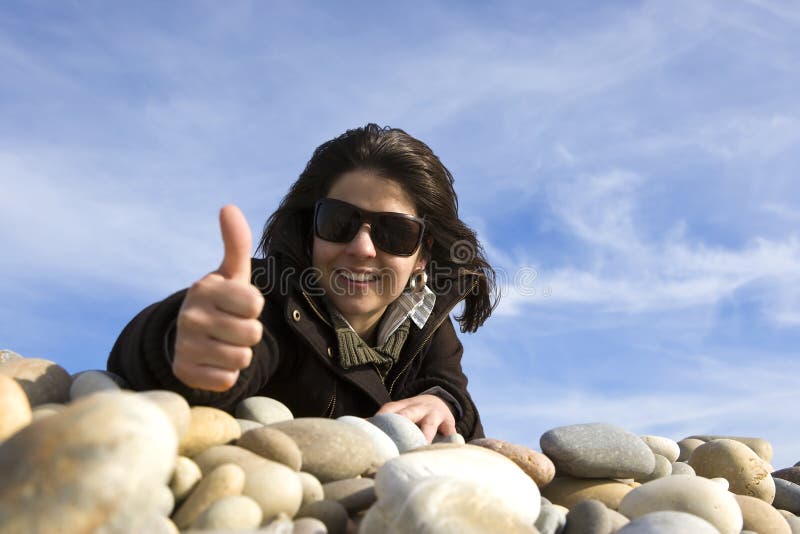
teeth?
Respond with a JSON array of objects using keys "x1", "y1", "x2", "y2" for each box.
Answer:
[{"x1": 341, "y1": 271, "x2": 374, "y2": 282}]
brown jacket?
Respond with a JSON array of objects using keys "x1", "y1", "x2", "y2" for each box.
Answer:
[{"x1": 107, "y1": 255, "x2": 485, "y2": 440}]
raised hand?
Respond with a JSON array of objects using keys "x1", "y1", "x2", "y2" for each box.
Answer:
[
  {"x1": 172, "y1": 205, "x2": 265, "y2": 391},
  {"x1": 376, "y1": 394, "x2": 457, "y2": 443}
]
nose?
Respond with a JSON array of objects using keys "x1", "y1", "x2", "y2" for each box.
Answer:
[{"x1": 344, "y1": 223, "x2": 377, "y2": 257}]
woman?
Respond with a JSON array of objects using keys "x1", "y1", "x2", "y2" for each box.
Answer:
[{"x1": 108, "y1": 124, "x2": 498, "y2": 441}]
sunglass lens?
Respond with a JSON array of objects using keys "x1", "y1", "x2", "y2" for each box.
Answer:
[
  {"x1": 374, "y1": 214, "x2": 422, "y2": 256},
  {"x1": 316, "y1": 201, "x2": 360, "y2": 242}
]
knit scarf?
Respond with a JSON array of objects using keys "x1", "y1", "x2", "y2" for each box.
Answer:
[{"x1": 325, "y1": 302, "x2": 411, "y2": 380}]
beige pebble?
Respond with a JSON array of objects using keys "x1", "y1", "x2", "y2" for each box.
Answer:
[
  {"x1": 541, "y1": 477, "x2": 633, "y2": 510},
  {"x1": 170, "y1": 456, "x2": 202, "y2": 503},
  {"x1": 237, "y1": 425, "x2": 302, "y2": 471},
  {"x1": 178, "y1": 406, "x2": 241, "y2": 457},
  {"x1": 735, "y1": 494, "x2": 791, "y2": 534},
  {"x1": 242, "y1": 458, "x2": 304, "y2": 521},
  {"x1": 172, "y1": 462, "x2": 246, "y2": 529},
  {"x1": 0, "y1": 374, "x2": 32, "y2": 440},
  {"x1": 636, "y1": 454, "x2": 672, "y2": 483},
  {"x1": 298, "y1": 471, "x2": 325, "y2": 507},
  {"x1": 140, "y1": 390, "x2": 192, "y2": 440},
  {"x1": 689, "y1": 438, "x2": 775, "y2": 502},
  {"x1": 470, "y1": 437, "x2": 556, "y2": 487},
  {"x1": 687, "y1": 435, "x2": 773, "y2": 463},
  {"x1": 193, "y1": 444, "x2": 267, "y2": 474},
  {"x1": 155, "y1": 484, "x2": 175, "y2": 516},
  {"x1": 30, "y1": 402, "x2": 64, "y2": 421},
  {"x1": 191, "y1": 494, "x2": 264, "y2": 530}
]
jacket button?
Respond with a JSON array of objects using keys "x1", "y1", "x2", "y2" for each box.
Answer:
[
  {"x1": 292, "y1": 309, "x2": 301, "y2": 322},
  {"x1": 327, "y1": 346, "x2": 333, "y2": 358}
]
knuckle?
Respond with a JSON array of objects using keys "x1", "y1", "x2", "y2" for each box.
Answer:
[{"x1": 247, "y1": 320, "x2": 263, "y2": 345}]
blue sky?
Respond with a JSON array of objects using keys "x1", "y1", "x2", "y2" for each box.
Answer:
[{"x1": 2, "y1": 1, "x2": 799, "y2": 467}]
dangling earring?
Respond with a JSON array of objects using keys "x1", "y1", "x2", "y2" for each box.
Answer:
[{"x1": 407, "y1": 268, "x2": 428, "y2": 293}]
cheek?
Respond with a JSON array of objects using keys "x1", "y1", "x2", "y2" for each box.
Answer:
[{"x1": 311, "y1": 237, "x2": 336, "y2": 271}]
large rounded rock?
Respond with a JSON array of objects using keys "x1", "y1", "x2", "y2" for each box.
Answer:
[
  {"x1": 618, "y1": 474, "x2": 743, "y2": 534},
  {"x1": 617, "y1": 510, "x2": 720, "y2": 533},
  {"x1": 541, "y1": 477, "x2": 634, "y2": 510},
  {"x1": 269, "y1": 418, "x2": 376, "y2": 482},
  {"x1": 540, "y1": 423, "x2": 655, "y2": 479},
  {"x1": 0, "y1": 357, "x2": 71, "y2": 406},
  {"x1": 670, "y1": 462, "x2": 695, "y2": 476},
  {"x1": 367, "y1": 412, "x2": 428, "y2": 452},
  {"x1": 296, "y1": 499, "x2": 348, "y2": 534},
  {"x1": 192, "y1": 444, "x2": 268, "y2": 473},
  {"x1": 361, "y1": 476, "x2": 539, "y2": 533},
  {"x1": 140, "y1": 390, "x2": 192, "y2": 440},
  {"x1": 688, "y1": 438, "x2": 775, "y2": 502},
  {"x1": 0, "y1": 374, "x2": 31, "y2": 441},
  {"x1": 237, "y1": 426, "x2": 302, "y2": 470},
  {"x1": 735, "y1": 494, "x2": 791, "y2": 534},
  {"x1": 687, "y1": 434, "x2": 773, "y2": 462},
  {"x1": 236, "y1": 396, "x2": 293, "y2": 425},
  {"x1": 337, "y1": 415, "x2": 399, "y2": 473},
  {"x1": 639, "y1": 435, "x2": 680, "y2": 463},
  {"x1": 774, "y1": 478, "x2": 800, "y2": 514},
  {"x1": 470, "y1": 437, "x2": 556, "y2": 487},
  {"x1": 179, "y1": 406, "x2": 241, "y2": 457},
  {"x1": 372, "y1": 445, "x2": 541, "y2": 527},
  {"x1": 0, "y1": 391, "x2": 177, "y2": 531}
]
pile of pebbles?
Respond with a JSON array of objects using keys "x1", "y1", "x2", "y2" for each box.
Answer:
[{"x1": 2, "y1": 350, "x2": 800, "y2": 533}]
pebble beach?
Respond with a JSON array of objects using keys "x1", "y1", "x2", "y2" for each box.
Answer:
[{"x1": 1, "y1": 350, "x2": 799, "y2": 533}]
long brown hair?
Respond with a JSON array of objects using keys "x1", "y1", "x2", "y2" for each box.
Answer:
[{"x1": 258, "y1": 124, "x2": 498, "y2": 332}]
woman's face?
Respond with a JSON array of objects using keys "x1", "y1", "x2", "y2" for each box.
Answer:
[{"x1": 312, "y1": 169, "x2": 426, "y2": 339}]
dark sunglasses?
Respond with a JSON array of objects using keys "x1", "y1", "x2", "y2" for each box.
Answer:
[{"x1": 313, "y1": 198, "x2": 426, "y2": 256}]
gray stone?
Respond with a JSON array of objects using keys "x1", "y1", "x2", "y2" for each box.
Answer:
[
  {"x1": 367, "y1": 412, "x2": 427, "y2": 452},
  {"x1": 774, "y1": 467, "x2": 800, "y2": 486},
  {"x1": 336, "y1": 415, "x2": 399, "y2": 473},
  {"x1": 670, "y1": 461, "x2": 695, "y2": 476},
  {"x1": 0, "y1": 357, "x2": 71, "y2": 406},
  {"x1": 269, "y1": 418, "x2": 376, "y2": 482},
  {"x1": 69, "y1": 370, "x2": 123, "y2": 400},
  {"x1": 322, "y1": 477, "x2": 376, "y2": 513},
  {"x1": 617, "y1": 511, "x2": 720, "y2": 533},
  {"x1": 297, "y1": 499, "x2": 348, "y2": 534},
  {"x1": 564, "y1": 499, "x2": 610, "y2": 534},
  {"x1": 540, "y1": 423, "x2": 656, "y2": 479},
  {"x1": 236, "y1": 396, "x2": 293, "y2": 425},
  {"x1": 676, "y1": 438, "x2": 704, "y2": 461},
  {"x1": 636, "y1": 453, "x2": 672, "y2": 483},
  {"x1": 0, "y1": 391, "x2": 177, "y2": 531},
  {"x1": 236, "y1": 418, "x2": 263, "y2": 434},
  {"x1": 535, "y1": 504, "x2": 567, "y2": 534},
  {"x1": 774, "y1": 478, "x2": 800, "y2": 514}
]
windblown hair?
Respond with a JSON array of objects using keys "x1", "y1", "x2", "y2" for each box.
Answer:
[{"x1": 257, "y1": 124, "x2": 498, "y2": 333}]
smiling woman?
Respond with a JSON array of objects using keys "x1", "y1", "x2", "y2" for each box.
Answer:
[{"x1": 107, "y1": 124, "x2": 499, "y2": 441}]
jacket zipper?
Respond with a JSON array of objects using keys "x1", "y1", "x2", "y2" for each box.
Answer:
[
  {"x1": 387, "y1": 279, "x2": 478, "y2": 396},
  {"x1": 300, "y1": 291, "x2": 338, "y2": 415}
]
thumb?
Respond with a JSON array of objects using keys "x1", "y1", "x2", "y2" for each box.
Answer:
[{"x1": 216, "y1": 204, "x2": 252, "y2": 283}]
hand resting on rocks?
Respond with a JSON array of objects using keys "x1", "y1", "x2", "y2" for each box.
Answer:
[{"x1": 377, "y1": 394, "x2": 457, "y2": 443}]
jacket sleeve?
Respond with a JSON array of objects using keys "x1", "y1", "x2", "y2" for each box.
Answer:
[
  {"x1": 395, "y1": 316, "x2": 485, "y2": 440},
  {"x1": 106, "y1": 287, "x2": 280, "y2": 413}
]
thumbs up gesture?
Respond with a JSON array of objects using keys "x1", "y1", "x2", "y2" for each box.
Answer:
[{"x1": 173, "y1": 205, "x2": 266, "y2": 391}]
